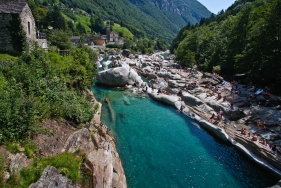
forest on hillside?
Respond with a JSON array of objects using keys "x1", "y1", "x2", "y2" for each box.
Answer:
[
  {"x1": 171, "y1": 0, "x2": 281, "y2": 94},
  {"x1": 34, "y1": 0, "x2": 211, "y2": 41}
]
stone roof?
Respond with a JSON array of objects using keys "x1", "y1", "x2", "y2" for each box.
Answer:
[
  {"x1": 70, "y1": 36, "x2": 80, "y2": 40},
  {"x1": 0, "y1": 0, "x2": 27, "y2": 14}
]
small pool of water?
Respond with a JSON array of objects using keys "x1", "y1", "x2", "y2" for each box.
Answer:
[{"x1": 91, "y1": 84, "x2": 278, "y2": 188}]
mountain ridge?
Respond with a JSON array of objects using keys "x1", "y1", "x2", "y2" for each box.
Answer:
[{"x1": 59, "y1": 0, "x2": 211, "y2": 40}]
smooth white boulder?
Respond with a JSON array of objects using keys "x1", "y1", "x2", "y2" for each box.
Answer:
[{"x1": 97, "y1": 64, "x2": 143, "y2": 87}]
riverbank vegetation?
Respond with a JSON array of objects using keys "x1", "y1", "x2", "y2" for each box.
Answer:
[
  {"x1": 4, "y1": 152, "x2": 84, "y2": 188},
  {"x1": 0, "y1": 44, "x2": 98, "y2": 144},
  {"x1": 171, "y1": 0, "x2": 281, "y2": 94}
]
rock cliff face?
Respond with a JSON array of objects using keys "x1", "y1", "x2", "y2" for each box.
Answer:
[{"x1": 61, "y1": 123, "x2": 126, "y2": 188}]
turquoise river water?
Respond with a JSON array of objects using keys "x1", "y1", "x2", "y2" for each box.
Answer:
[{"x1": 91, "y1": 84, "x2": 278, "y2": 188}]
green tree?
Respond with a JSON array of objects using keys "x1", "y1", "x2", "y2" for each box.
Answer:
[
  {"x1": 90, "y1": 16, "x2": 105, "y2": 34},
  {"x1": 176, "y1": 49, "x2": 196, "y2": 67},
  {"x1": 48, "y1": 30, "x2": 71, "y2": 50},
  {"x1": 76, "y1": 22, "x2": 86, "y2": 35},
  {"x1": 45, "y1": 6, "x2": 66, "y2": 30}
]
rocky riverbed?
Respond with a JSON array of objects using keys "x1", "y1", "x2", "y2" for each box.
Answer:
[{"x1": 97, "y1": 50, "x2": 281, "y2": 183}]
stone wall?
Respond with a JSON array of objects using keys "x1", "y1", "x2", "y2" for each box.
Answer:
[
  {"x1": 37, "y1": 39, "x2": 48, "y2": 51},
  {"x1": 0, "y1": 14, "x2": 14, "y2": 53},
  {"x1": 20, "y1": 4, "x2": 36, "y2": 48}
]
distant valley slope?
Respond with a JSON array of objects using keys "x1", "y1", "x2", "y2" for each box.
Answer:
[{"x1": 60, "y1": 0, "x2": 211, "y2": 40}]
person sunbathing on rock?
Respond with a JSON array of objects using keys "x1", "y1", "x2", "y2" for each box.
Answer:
[
  {"x1": 230, "y1": 98, "x2": 234, "y2": 109},
  {"x1": 187, "y1": 83, "x2": 195, "y2": 90},
  {"x1": 240, "y1": 128, "x2": 247, "y2": 135},
  {"x1": 177, "y1": 90, "x2": 182, "y2": 96},
  {"x1": 216, "y1": 93, "x2": 222, "y2": 101},
  {"x1": 220, "y1": 96, "x2": 227, "y2": 103},
  {"x1": 206, "y1": 92, "x2": 215, "y2": 98},
  {"x1": 157, "y1": 88, "x2": 161, "y2": 94},
  {"x1": 212, "y1": 86, "x2": 219, "y2": 93},
  {"x1": 259, "y1": 139, "x2": 267, "y2": 146},
  {"x1": 252, "y1": 134, "x2": 258, "y2": 141},
  {"x1": 209, "y1": 113, "x2": 216, "y2": 123},
  {"x1": 262, "y1": 121, "x2": 267, "y2": 131}
]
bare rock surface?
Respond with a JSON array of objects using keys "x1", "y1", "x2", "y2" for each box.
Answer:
[
  {"x1": 29, "y1": 165, "x2": 75, "y2": 188},
  {"x1": 32, "y1": 119, "x2": 76, "y2": 156},
  {"x1": 0, "y1": 147, "x2": 31, "y2": 179}
]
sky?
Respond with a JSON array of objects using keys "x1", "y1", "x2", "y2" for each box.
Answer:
[{"x1": 197, "y1": 0, "x2": 236, "y2": 14}]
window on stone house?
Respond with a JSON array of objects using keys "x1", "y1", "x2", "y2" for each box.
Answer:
[{"x1": 28, "y1": 22, "x2": 30, "y2": 35}]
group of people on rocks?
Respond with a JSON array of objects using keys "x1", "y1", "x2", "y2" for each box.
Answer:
[
  {"x1": 238, "y1": 123, "x2": 281, "y2": 157},
  {"x1": 150, "y1": 66, "x2": 280, "y2": 159}
]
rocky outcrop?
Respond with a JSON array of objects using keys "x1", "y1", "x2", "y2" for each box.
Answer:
[
  {"x1": 60, "y1": 90, "x2": 127, "y2": 188},
  {"x1": 0, "y1": 147, "x2": 32, "y2": 180},
  {"x1": 29, "y1": 166, "x2": 75, "y2": 188},
  {"x1": 97, "y1": 64, "x2": 143, "y2": 87},
  {"x1": 122, "y1": 49, "x2": 130, "y2": 57},
  {"x1": 61, "y1": 123, "x2": 126, "y2": 188},
  {"x1": 8, "y1": 152, "x2": 31, "y2": 175},
  {"x1": 32, "y1": 119, "x2": 77, "y2": 156}
]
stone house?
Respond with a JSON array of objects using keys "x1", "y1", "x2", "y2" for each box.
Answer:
[
  {"x1": 93, "y1": 35, "x2": 106, "y2": 46},
  {"x1": 84, "y1": 36, "x2": 93, "y2": 46},
  {"x1": 0, "y1": 0, "x2": 47, "y2": 54},
  {"x1": 70, "y1": 36, "x2": 81, "y2": 46},
  {"x1": 108, "y1": 31, "x2": 123, "y2": 45},
  {"x1": 0, "y1": 0, "x2": 45, "y2": 54}
]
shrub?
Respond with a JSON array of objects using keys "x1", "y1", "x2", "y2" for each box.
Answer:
[
  {"x1": 4, "y1": 152, "x2": 84, "y2": 187},
  {"x1": 6, "y1": 143, "x2": 20, "y2": 153},
  {"x1": 213, "y1": 65, "x2": 221, "y2": 73}
]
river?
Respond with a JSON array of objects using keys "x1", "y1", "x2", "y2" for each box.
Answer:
[{"x1": 91, "y1": 84, "x2": 277, "y2": 188}]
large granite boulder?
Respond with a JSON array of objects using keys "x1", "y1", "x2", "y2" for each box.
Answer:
[
  {"x1": 158, "y1": 71, "x2": 182, "y2": 80},
  {"x1": 181, "y1": 92, "x2": 204, "y2": 106},
  {"x1": 97, "y1": 64, "x2": 143, "y2": 87},
  {"x1": 122, "y1": 49, "x2": 130, "y2": 57},
  {"x1": 228, "y1": 110, "x2": 246, "y2": 121},
  {"x1": 29, "y1": 166, "x2": 75, "y2": 188},
  {"x1": 143, "y1": 66, "x2": 153, "y2": 73}
]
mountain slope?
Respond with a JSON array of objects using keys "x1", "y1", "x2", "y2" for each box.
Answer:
[{"x1": 59, "y1": 0, "x2": 211, "y2": 41}]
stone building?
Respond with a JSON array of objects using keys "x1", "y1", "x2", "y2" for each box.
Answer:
[
  {"x1": 0, "y1": 0, "x2": 42, "y2": 54},
  {"x1": 70, "y1": 36, "x2": 81, "y2": 46},
  {"x1": 93, "y1": 35, "x2": 106, "y2": 46},
  {"x1": 108, "y1": 31, "x2": 123, "y2": 45}
]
